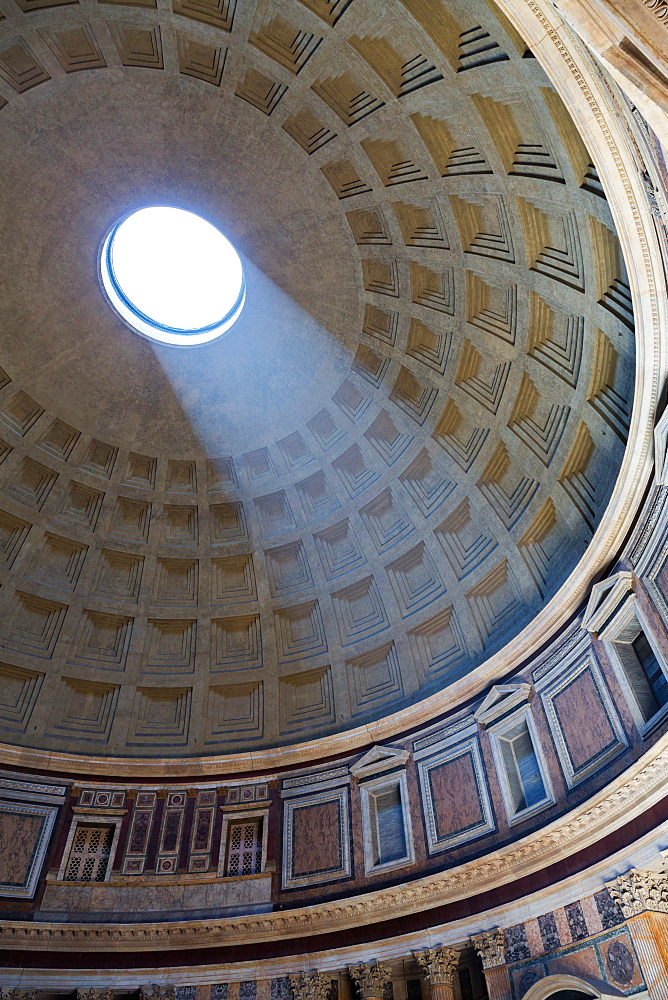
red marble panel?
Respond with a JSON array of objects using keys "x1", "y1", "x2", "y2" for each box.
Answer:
[
  {"x1": 654, "y1": 554, "x2": 668, "y2": 606},
  {"x1": 548, "y1": 946, "x2": 601, "y2": 980},
  {"x1": 429, "y1": 752, "x2": 483, "y2": 838},
  {"x1": 553, "y1": 668, "x2": 616, "y2": 770},
  {"x1": 291, "y1": 800, "x2": 341, "y2": 876},
  {"x1": 0, "y1": 809, "x2": 43, "y2": 886}
]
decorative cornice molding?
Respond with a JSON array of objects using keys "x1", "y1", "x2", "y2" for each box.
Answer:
[
  {"x1": 414, "y1": 946, "x2": 459, "y2": 985},
  {"x1": 77, "y1": 991, "x2": 115, "y2": 1000},
  {"x1": 0, "y1": 735, "x2": 664, "y2": 953},
  {"x1": 608, "y1": 868, "x2": 668, "y2": 917},
  {"x1": 290, "y1": 972, "x2": 331, "y2": 1000},
  {"x1": 639, "y1": 0, "x2": 668, "y2": 23},
  {"x1": 471, "y1": 929, "x2": 506, "y2": 970},
  {"x1": 349, "y1": 962, "x2": 391, "y2": 999}
]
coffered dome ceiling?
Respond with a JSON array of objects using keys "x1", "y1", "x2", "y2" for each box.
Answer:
[{"x1": 0, "y1": 0, "x2": 642, "y2": 759}]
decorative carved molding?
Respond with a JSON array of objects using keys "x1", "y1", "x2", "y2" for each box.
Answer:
[
  {"x1": 349, "y1": 962, "x2": 392, "y2": 998},
  {"x1": 471, "y1": 929, "x2": 506, "y2": 970},
  {"x1": 77, "y1": 992, "x2": 115, "y2": 1000},
  {"x1": 0, "y1": 992, "x2": 37, "y2": 1000},
  {"x1": 640, "y1": 0, "x2": 668, "y2": 22},
  {"x1": 609, "y1": 868, "x2": 668, "y2": 917},
  {"x1": 414, "y1": 946, "x2": 459, "y2": 984},
  {"x1": 290, "y1": 973, "x2": 331, "y2": 1000}
]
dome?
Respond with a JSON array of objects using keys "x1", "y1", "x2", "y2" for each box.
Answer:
[
  {"x1": 0, "y1": 0, "x2": 655, "y2": 769},
  {"x1": 1, "y1": 0, "x2": 668, "y2": 991}
]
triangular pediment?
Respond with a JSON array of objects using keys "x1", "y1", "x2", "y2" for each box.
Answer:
[
  {"x1": 582, "y1": 570, "x2": 633, "y2": 634},
  {"x1": 350, "y1": 745, "x2": 411, "y2": 780},
  {"x1": 474, "y1": 683, "x2": 532, "y2": 728}
]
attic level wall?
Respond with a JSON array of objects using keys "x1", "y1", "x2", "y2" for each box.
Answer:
[{"x1": 2, "y1": 478, "x2": 668, "y2": 928}]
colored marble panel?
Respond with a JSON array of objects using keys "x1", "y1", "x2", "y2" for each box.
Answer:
[
  {"x1": 513, "y1": 967, "x2": 544, "y2": 998},
  {"x1": 291, "y1": 800, "x2": 341, "y2": 876},
  {"x1": 564, "y1": 901, "x2": 589, "y2": 941},
  {"x1": 129, "y1": 809, "x2": 152, "y2": 853},
  {"x1": 270, "y1": 980, "x2": 290, "y2": 1000},
  {"x1": 604, "y1": 939, "x2": 635, "y2": 986},
  {"x1": 161, "y1": 809, "x2": 183, "y2": 853},
  {"x1": 601, "y1": 931, "x2": 644, "y2": 990},
  {"x1": 428, "y1": 752, "x2": 483, "y2": 839},
  {"x1": 505, "y1": 923, "x2": 531, "y2": 962},
  {"x1": 0, "y1": 809, "x2": 44, "y2": 886},
  {"x1": 193, "y1": 808, "x2": 213, "y2": 852},
  {"x1": 595, "y1": 888, "x2": 624, "y2": 929},
  {"x1": 653, "y1": 550, "x2": 668, "y2": 607},
  {"x1": 538, "y1": 912, "x2": 561, "y2": 952},
  {"x1": 552, "y1": 667, "x2": 617, "y2": 771},
  {"x1": 548, "y1": 946, "x2": 601, "y2": 980}
]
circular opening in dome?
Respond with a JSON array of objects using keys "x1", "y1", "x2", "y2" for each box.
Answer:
[{"x1": 99, "y1": 206, "x2": 245, "y2": 347}]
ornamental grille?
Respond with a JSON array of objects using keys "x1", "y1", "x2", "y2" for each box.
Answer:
[
  {"x1": 225, "y1": 820, "x2": 261, "y2": 876},
  {"x1": 65, "y1": 824, "x2": 114, "y2": 882}
]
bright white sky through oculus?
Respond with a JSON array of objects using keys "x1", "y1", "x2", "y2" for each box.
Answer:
[{"x1": 109, "y1": 207, "x2": 244, "y2": 332}]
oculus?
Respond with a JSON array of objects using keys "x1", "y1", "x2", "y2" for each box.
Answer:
[{"x1": 100, "y1": 206, "x2": 245, "y2": 347}]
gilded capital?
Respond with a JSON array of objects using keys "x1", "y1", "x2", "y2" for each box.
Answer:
[
  {"x1": 609, "y1": 868, "x2": 668, "y2": 917},
  {"x1": 414, "y1": 947, "x2": 459, "y2": 986},
  {"x1": 348, "y1": 962, "x2": 391, "y2": 999},
  {"x1": 290, "y1": 972, "x2": 331, "y2": 1000},
  {"x1": 471, "y1": 930, "x2": 506, "y2": 970}
]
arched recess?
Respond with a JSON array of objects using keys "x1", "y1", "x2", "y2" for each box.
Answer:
[{"x1": 522, "y1": 972, "x2": 635, "y2": 1000}]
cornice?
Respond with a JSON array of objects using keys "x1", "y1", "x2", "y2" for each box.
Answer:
[{"x1": 1, "y1": 733, "x2": 666, "y2": 953}]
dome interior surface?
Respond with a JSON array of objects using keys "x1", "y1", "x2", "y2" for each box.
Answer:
[{"x1": 0, "y1": 0, "x2": 636, "y2": 757}]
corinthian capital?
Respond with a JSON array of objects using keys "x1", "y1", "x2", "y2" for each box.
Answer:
[
  {"x1": 348, "y1": 962, "x2": 391, "y2": 999},
  {"x1": 140, "y1": 987, "x2": 175, "y2": 1000},
  {"x1": 414, "y1": 947, "x2": 459, "y2": 986},
  {"x1": 471, "y1": 930, "x2": 506, "y2": 970},
  {"x1": 609, "y1": 868, "x2": 668, "y2": 917},
  {"x1": 290, "y1": 972, "x2": 331, "y2": 1000},
  {"x1": 0, "y1": 992, "x2": 37, "y2": 1000}
]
